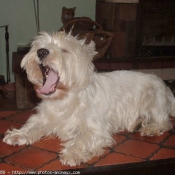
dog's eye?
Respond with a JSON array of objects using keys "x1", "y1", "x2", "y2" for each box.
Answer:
[{"x1": 61, "y1": 48, "x2": 69, "y2": 53}]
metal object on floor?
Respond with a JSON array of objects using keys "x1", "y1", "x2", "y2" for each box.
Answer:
[
  {"x1": 0, "y1": 25, "x2": 10, "y2": 83},
  {"x1": 0, "y1": 75, "x2": 7, "y2": 98}
]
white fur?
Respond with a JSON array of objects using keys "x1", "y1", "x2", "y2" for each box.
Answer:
[{"x1": 3, "y1": 31, "x2": 175, "y2": 166}]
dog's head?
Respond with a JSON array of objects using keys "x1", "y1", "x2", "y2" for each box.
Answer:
[{"x1": 21, "y1": 31, "x2": 96, "y2": 100}]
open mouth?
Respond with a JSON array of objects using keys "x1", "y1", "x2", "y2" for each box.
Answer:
[{"x1": 36, "y1": 64, "x2": 59, "y2": 95}]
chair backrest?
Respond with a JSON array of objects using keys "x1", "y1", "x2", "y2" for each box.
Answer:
[{"x1": 62, "y1": 18, "x2": 114, "y2": 60}]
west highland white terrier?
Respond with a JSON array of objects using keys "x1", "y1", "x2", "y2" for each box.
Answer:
[{"x1": 3, "y1": 31, "x2": 175, "y2": 166}]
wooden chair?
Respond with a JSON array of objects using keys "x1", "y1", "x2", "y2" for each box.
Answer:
[{"x1": 62, "y1": 18, "x2": 114, "y2": 60}]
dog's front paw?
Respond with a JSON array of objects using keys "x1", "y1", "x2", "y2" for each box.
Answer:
[
  {"x1": 60, "y1": 149, "x2": 91, "y2": 166},
  {"x1": 60, "y1": 153, "x2": 81, "y2": 166},
  {"x1": 3, "y1": 129, "x2": 31, "y2": 146}
]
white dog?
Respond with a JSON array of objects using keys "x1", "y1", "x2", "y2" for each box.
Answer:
[{"x1": 3, "y1": 31, "x2": 175, "y2": 166}]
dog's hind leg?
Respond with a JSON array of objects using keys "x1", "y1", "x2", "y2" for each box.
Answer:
[{"x1": 139, "y1": 87, "x2": 173, "y2": 136}]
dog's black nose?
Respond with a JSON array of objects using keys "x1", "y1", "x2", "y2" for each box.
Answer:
[{"x1": 37, "y1": 48, "x2": 49, "y2": 60}]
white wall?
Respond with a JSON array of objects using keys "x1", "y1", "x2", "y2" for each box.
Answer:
[{"x1": 0, "y1": 0, "x2": 95, "y2": 82}]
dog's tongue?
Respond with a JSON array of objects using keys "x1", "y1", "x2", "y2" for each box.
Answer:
[{"x1": 37, "y1": 70, "x2": 59, "y2": 94}]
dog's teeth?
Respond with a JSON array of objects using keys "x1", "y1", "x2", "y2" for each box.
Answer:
[{"x1": 45, "y1": 67, "x2": 51, "y2": 77}]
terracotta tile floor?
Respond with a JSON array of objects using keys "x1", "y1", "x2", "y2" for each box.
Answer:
[{"x1": 0, "y1": 110, "x2": 175, "y2": 174}]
